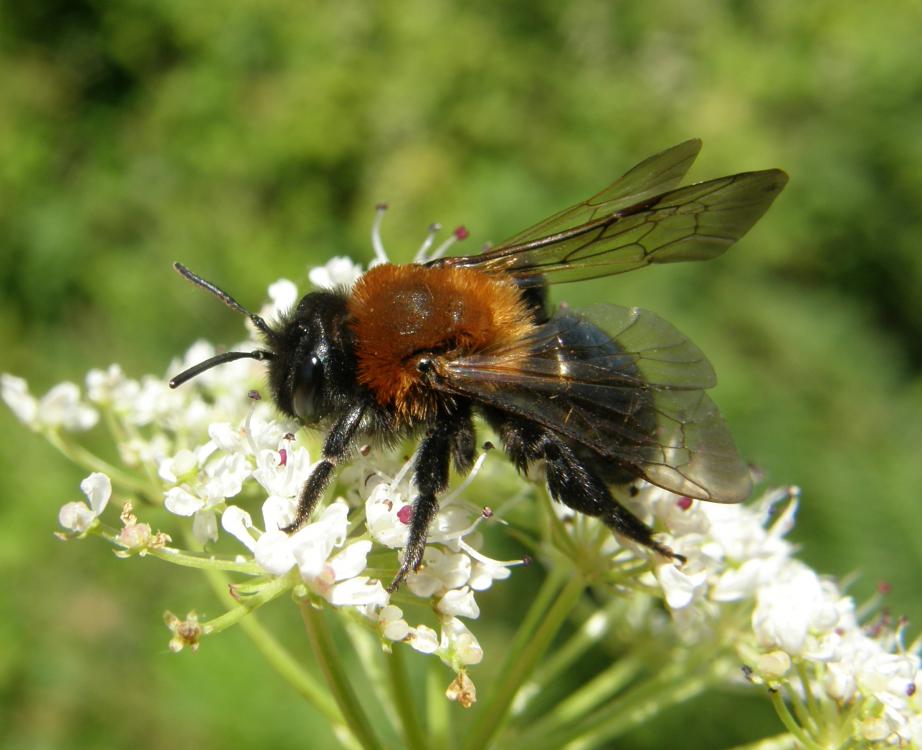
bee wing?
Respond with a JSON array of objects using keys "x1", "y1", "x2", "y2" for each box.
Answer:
[
  {"x1": 442, "y1": 142, "x2": 787, "y2": 286},
  {"x1": 435, "y1": 304, "x2": 752, "y2": 503}
]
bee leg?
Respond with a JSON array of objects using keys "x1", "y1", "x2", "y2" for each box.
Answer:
[
  {"x1": 450, "y1": 403, "x2": 476, "y2": 473},
  {"x1": 539, "y1": 434, "x2": 682, "y2": 562},
  {"x1": 390, "y1": 412, "x2": 472, "y2": 592},
  {"x1": 281, "y1": 403, "x2": 366, "y2": 533}
]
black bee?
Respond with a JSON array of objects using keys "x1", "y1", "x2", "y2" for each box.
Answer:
[{"x1": 170, "y1": 140, "x2": 787, "y2": 588}]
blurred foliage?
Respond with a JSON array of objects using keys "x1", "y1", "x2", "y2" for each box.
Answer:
[{"x1": 2, "y1": 1, "x2": 921, "y2": 748}]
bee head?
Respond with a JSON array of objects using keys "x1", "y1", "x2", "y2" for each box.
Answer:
[
  {"x1": 169, "y1": 264, "x2": 355, "y2": 424},
  {"x1": 267, "y1": 291, "x2": 355, "y2": 423}
]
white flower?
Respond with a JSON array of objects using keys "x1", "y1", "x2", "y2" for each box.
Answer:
[
  {"x1": 221, "y1": 505, "x2": 257, "y2": 552},
  {"x1": 253, "y1": 443, "x2": 313, "y2": 499},
  {"x1": 439, "y1": 617, "x2": 483, "y2": 666},
  {"x1": 85, "y1": 364, "x2": 142, "y2": 414},
  {"x1": 407, "y1": 625, "x2": 440, "y2": 654},
  {"x1": 655, "y1": 559, "x2": 708, "y2": 610},
  {"x1": 309, "y1": 257, "x2": 363, "y2": 290},
  {"x1": 327, "y1": 576, "x2": 388, "y2": 607},
  {"x1": 751, "y1": 561, "x2": 842, "y2": 656},
  {"x1": 365, "y1": 479, "x2": 413, "y2": 549},
  {"x1": 2, "y1": 375, "x2": 98, "y2": 431},
  {"x1": 1, "y1": 374, "x2": 36, "y2": 424},
  {"x1": 407, "y1": 547, "x2": 471, "y2": 597},
  {"x1": 268, "y1": 278, "x2": 299, "y2": 315},
  {"x1": 59, "y1": 472, "x2": 111, "y2": 532},
  {"x1": 468, "y1": 559, "x2": 512, "y2": 591},
  {"x1": 370, "y1": 605, "x2": 411, "y2": 641},
  {"x1": 437, "y1": 587, "x2": 480, "y2": 619}
]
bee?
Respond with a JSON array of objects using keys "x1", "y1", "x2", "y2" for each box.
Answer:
[{"x1": 170, "y1": 140, "x2": 787, "y2": 589}]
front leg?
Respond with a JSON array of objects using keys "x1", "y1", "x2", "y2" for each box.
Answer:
[
  {"x1": 281, "y1": 403, "x2": 365, "y2": 533},
  {"x1": 389, "y1": 411, "x2": 469, "y2": 592}
]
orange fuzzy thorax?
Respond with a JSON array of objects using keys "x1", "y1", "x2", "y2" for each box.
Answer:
[{"x1": 348, "y1": 264, "x2": 535, "y2": 420}]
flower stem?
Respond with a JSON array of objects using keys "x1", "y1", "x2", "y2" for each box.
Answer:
[
  {"x1": 513, "y1": 654, "x2": 725, "y2": 750},
  {"x1": 426, "y1": 659, "x2": 453, "y2": 750},
  {"x1": 515, "y1": 599, "x2": 624, "y2": 718},
  {"x1": 146, "y1": 546, "x2": 265, "y2": 575},
  {"x1": 462, "y1": 570, "x2": 585, "y2": 750},
  {"x1": 299, "y1": 599, "x2": 384, "y2": 750},
  {"x1": 46, "y1": 429, "x2": 153, "y2": 496},
  {"x1": 201, "y1": 574, "x2": 294, "y2": 635},
  {"x1": 386, "y1": 645, "x2": 428, "y2": 750},
  {"x1": 190, "y1": 536, "x2": 350, "y2": 745},
  {"x1": 770, "y1": 689, "x2": 826, "y2": 750},
  {"x1": 723, "y1": 733, "x2": 799, "y2": 750}
]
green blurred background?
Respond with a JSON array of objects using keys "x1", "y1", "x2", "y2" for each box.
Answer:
[{"x1": 2, "y1": 1, "x2": 921, "y2": 748}]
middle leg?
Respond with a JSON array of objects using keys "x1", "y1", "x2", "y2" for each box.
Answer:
[{"x1": 390, "y1": 403, "x2": 475, "y2": 591}]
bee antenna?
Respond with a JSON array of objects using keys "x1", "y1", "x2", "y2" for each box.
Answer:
[
  {"x1": 173, "y1": 262, "x2": 277, "y2": 340},
  {"x1": 169, "y1": 349, "x2": 275, "y2": 389}
]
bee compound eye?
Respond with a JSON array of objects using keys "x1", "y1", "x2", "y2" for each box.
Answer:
[
  {"x1": 293, "y1": 355, "x2": 323, "y2": 421},
  {"x1": 416, "y1": 358, "x2": 433, "y2": 373}
]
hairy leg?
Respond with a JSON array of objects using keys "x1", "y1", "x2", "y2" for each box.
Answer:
[
  {"x1": 281, "y1": 403, "x2": 365, "y2": 533},
  {"x1": 490, "y1": 412, "x2": 680, "y2": 560},
  {"x1": 390, "y1": 406, "x2": 475, "y2": 591}
]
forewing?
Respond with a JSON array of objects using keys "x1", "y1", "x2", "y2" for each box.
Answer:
[
  {"x1": 435, "y1": 305, "x2": 752, "y2": 502},
  {"x1": 496, "y1": 139, "x2": 702, "y2": 249},
  {"x1": 443, "y1": 149, "x2": 787, "y2": 286}
]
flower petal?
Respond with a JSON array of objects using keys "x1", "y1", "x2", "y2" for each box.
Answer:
[
  {"x1": 164, "y1": 487, "x2": 203, "y2": 516},
  {"x1": 221, "y1": 506, "x2": 257, "y2": 552},
  {"x1": 255, "y1": 530, "x2": 296, "y2": 575},
  {"x1": 58, "y1": 501, "x2": 97, "y2": 533},
  {"x1": 80, "y1": 472, "x2": 112, "y2": 515}
]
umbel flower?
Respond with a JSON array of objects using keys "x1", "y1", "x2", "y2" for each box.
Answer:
[{"x1": 3, "y1": 225, "x2": 919, "y2": 749}]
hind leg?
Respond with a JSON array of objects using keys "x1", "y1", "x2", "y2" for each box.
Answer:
[{"x1": 489, "y1": 411, "x2": 679, "y2": 559}]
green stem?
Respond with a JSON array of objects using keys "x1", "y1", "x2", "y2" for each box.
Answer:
[
  {"x1": 201, "y1": 574, "x2": 294, "y2": 635},
  {"x1": 723, "y1": 732, "x2": 799, "y2": 750},
  {"x1": 796, "y1": 660, "x2": 821, "y2": 734},
  {"x1": 426, "y1": 659, "x2": 453, "y2": 750},
  {"x1": 770, "y1": 690, "x2": 826, "y2": 750},
  {"x1": 299, "y1": 600, "x2": 384, "y2": 750},
  {"x1": 46, "y1": 429, "x2": 153, "y2": 496},
  {"x1": 462, "y1": 571, "x2": 585, "y2": 750},
  {"x1": 519, "y1": 601, "x2": 619, "y2": 711},
  {"x1": 190, "y1": 536, "x2": 349, "y2": 744},
  {"x1": 386, "y1": 646, "x2": 428, "y2": 750},
  {"x1": 515, "y1": 655, "x2": 724, "y2": 750},
  {"x1": 145, "y1": 545, "x2": 265, "y2": 575},
  {"x1": 545, "y1": 652, "x2": 646, "y2": 725}
]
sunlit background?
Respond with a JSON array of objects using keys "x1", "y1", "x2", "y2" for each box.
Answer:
[{"x1": 2, "y1": 2, "x2": 921, "y2": 748}]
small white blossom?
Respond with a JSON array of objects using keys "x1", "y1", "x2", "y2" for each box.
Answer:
[
  {"x1": 439, "y1": 617, "x2": 483, "y2": 666},
  {"x1": 1, "y1": 374, "x2": 36, "y2": 424},
  {"x1": 267, "y1": 278, "x2": 299, "y2": 315},
  {"x1": 752, "y1": 561, "x2": 842, "y2": 656},
  {"x1": 437, "y1": 587, "x2": 480, "y2": 619},
  {"x1": 407, "y1": 547, "x2": 471, "y2": 597},
  {"x1": 407, "y1": 625, "x2": 440, "y2": 654},
  {"x1": 370, "y1": 605, "x2": 411, "y2": 641},
  {"x1": 2, "y1": 375, "x2": 98, "y2": 432},
  {"x1": 59, "y1": 472, "x2": 111, "y2": 532},
  {"x1": 468, "y1": 559, "x2": 512, "y2": 591},
  {"x1": 309, "y1": 257, "x2": 363, "y2": 290}
]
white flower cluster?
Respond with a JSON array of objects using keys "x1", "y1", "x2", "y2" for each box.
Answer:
[
  {"x1": 635, "y1": 485, "x2": 922, "y2": 746},
  {"x1": 2, "y1": 256, "x2": 512, "y2": 685}
]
